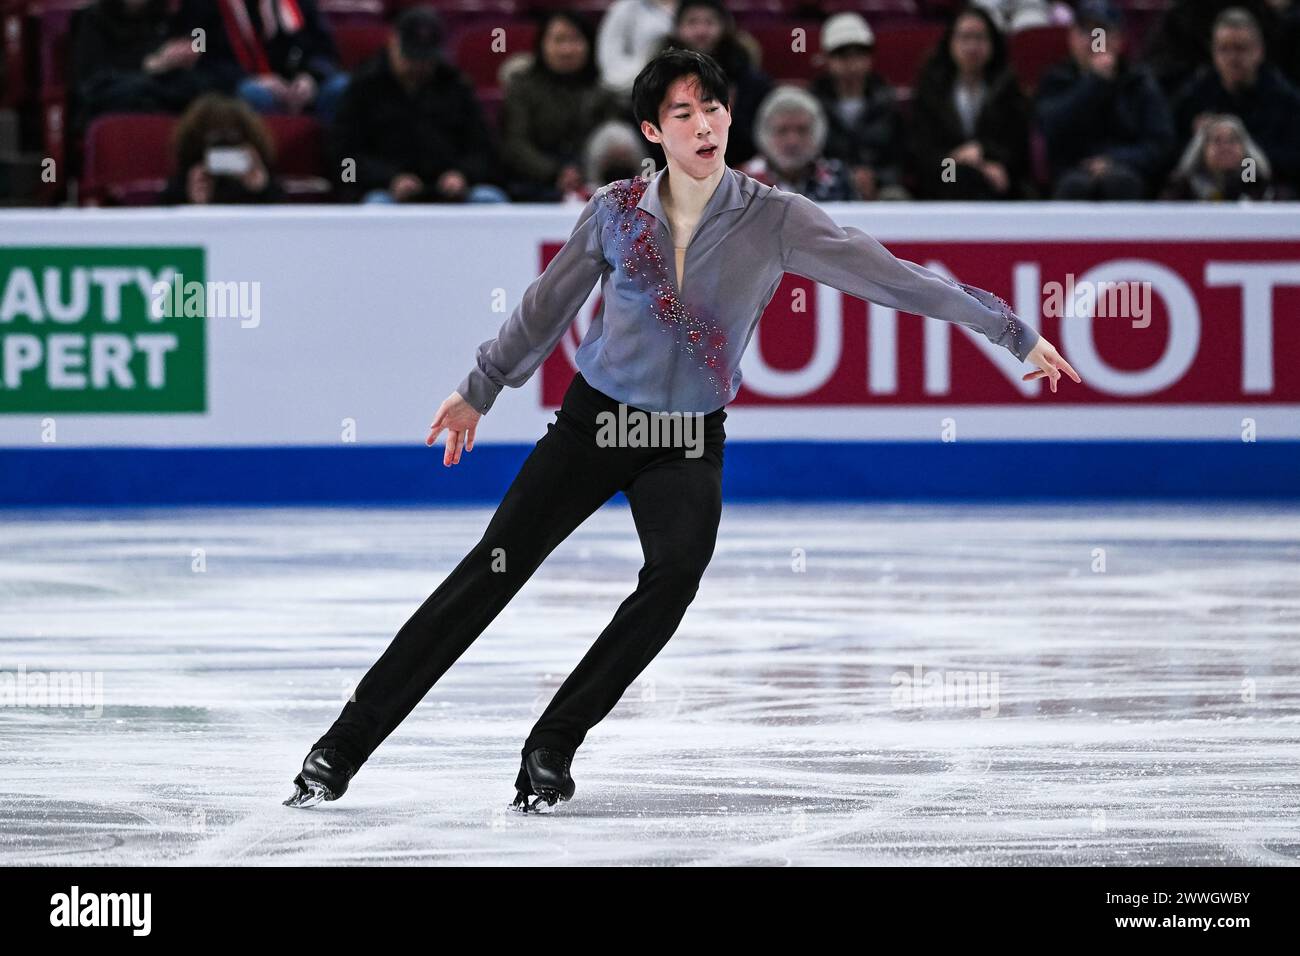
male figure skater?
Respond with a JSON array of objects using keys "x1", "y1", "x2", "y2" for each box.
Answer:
[{"x1": 285, "y1": 48, "x2": 1080, "y2": 812}]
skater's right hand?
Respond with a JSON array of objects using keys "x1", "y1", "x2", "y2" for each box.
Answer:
[{"x1": 426, "y1": 391, "x2": 481, "y2": 467}]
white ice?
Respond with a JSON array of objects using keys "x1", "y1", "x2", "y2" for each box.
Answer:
[{"x1": 1, "y1": 502, "x2": 1297, "y2": 865}]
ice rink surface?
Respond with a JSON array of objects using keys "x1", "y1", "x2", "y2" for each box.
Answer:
[{"x1": 1, "y1": 501, "x2": 1297, "y2": 866}]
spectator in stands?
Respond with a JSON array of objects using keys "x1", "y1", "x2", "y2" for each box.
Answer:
[
  {"x1": 1035, "y1": 0, "x2": 1175, "y2": 199},
  {"x1": 1160, "y1": 113, "x2": 1277, "y2": 200},
  {"x1": 331, "y1": 6, "x2": 507, "y2": 204},
  {"x1": 808, "y1": 13, "x2": 909, "y2": 201},
  {"x1": 172, "y1": 0, "x2": 350, "y2": 123},
  {"x1": 908, "y1": 5, "x2": 1029, "y2": 200},
  {"x1": 652, "y1": 0, "x2": 772, "y2": 166},
  {"x1": 1171, "y1": 7, "x2": 1300, "y2": 191},
  {"x1": 597, "y1": 0, "x2": 677, "y2": 101},
  {"x1": 158, "y1": 93, "x2": 286, "y2": 204},
  {"x1": 500, "y1": 10, "x2": 627, "y2": 203},
  {"x1": 70, "y1": 0, "x2": 209, "y2": 131},
  {"x1": 582, "y1": 119, "x2": 652, "y2": 194},
  {"x1": 740, "y1": 86, "x2": 858, "y2": 201},
  {"x1": 1145, "y1": 0, "x2": 1284, "y2": 96}
]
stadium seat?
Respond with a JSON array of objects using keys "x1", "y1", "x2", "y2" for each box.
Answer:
[
  {"x1": 35, "y1": 0, "x2": 86, "y2": 202},
  {"x1": 2, "y1": 0, "x2": 28, "y2": 109},
  {"x1": 747, "y1": 21, "x2": 824, "y2": 83},
  {"x1": 334, "y1": 21, "x2": 390, "y2": 70},
  {"x1": 82, "y1": 113, "x2": 174, "y2": 205},
  {"x1": 317, "y1": 0, "x2": 385, "y2": 21},
  {"x1": 1008, "y1": 23, "x2": 1069, "y2": 94},
  {"x1": 819, "y1": 0, "x2": 920, "y2": 20},
  {"x1": 450, "y1": 19, "x2": 537, "y2": 91},
  {"x1": 515, "y1": 0, "x2": 609, "y2": 13},
  {"x1": 870, "y1": 22, "x2": 945, "y2": 89}
]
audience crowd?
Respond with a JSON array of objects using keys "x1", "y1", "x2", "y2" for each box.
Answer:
[{"x1": 41, "y1": 0, "x2": 1300, "y2": 204}]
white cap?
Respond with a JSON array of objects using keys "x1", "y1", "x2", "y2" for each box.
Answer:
[{"x1": 821, "y1": 12, "x2": 875, "y2": 54}]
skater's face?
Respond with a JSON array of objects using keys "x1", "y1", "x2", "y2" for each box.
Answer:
[{"x1": 641, "y1": 75, "x2": 730, "y2": 175}]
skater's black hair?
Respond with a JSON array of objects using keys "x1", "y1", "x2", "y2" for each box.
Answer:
[{"x1": 631, "y1": 47, "x2": 732, "y2": 132}]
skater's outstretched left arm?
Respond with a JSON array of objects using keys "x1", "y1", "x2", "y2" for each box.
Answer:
[{"x1": 778, "y1": 192, "x2": 1081, "y2": 392}]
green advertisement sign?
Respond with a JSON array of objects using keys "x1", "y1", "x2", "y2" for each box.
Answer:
[{"x1": 0, "y1": 247, "x2": 206, "y2": 413}]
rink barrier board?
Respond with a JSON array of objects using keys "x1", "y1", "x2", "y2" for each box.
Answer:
[
  {"x1": 2, "y1": 440, "x2": 1298, "y2": 505},
  {"x1": 2, "y1": 205, "x2": 1298, "y2": 504}
]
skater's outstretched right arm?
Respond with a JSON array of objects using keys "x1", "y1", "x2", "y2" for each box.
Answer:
[{"x1": 455, "y1": 191, "x2": 609, "y2": 416}]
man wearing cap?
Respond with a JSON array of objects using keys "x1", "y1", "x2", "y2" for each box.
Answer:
[
  {"x1": 809, "y1": 12, "x2": 909, "y2": 201},
  {"x1": 1035, "y1": 0, "x2": 1176, "y2": 199},
  {"x1": 330, "y1": 5, "x2": 509, "y2": 203}
]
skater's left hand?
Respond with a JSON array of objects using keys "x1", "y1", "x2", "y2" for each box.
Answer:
[{"x1": 1022, "y1": 336, "x2": 1081, "y2": 394}]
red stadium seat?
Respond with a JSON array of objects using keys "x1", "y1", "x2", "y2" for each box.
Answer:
[
  {"x1": 1008, "y1": 23, "x2": 1069, "y2": 94},
  {"x1": 746, "y1": 21, "x2": 824, "y2": 83},
  {"x1": 82, "y1": 113, "x2": 175, "y2": 205},
  {"x1": 334, "y1": 21, "x2": 390, "y2": 69},
  {"x1": 711, "y1": 0, "x2": 784, "y2": 15},
  {"x1": 2, "y1": 0, "x2": 28, "y2": 109},
  {"x1": 35, "y1": 1, "x2": 85, "y2": 202},
  {"x1": 449, "y1": 19, "x2": 537, "y2": 91},
  {"x1": 819, "y1": 0, "x2": 920, "y2": 20},
  {"x1": 388, "y1": 0, "x2": 519, "y2": 20},
  {"x1": 317, "y1": 0, "x2": 385, "y2": 20},
  {"x1": 262, "y1": 114, "x2": 331, "y2": 200},
  {"x1": 516, "y1": 0, "x2": 610, "y2": 13},
  {"x1": 262, "y1": 115, "x2": 325, "y2": 176},
  {"x1": 870, "y1": 22, "x2": 945, "y2": 88}
]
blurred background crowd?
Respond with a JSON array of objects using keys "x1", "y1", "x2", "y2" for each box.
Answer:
[{"x1": 0, "y1": 0, "x2": 1295, "y2": 206}]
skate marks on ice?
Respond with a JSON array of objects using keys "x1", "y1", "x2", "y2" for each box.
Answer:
[{"x1": 0, "y1": 503, "x2": 1298, "y2": 864}]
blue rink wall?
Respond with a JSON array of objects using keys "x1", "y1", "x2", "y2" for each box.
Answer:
[{"x1": 3, "y1": 440, "x2": 1298, "y2": 506}]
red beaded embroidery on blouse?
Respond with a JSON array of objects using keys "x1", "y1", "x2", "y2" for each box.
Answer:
[{"x1": 601, "y1": 177, "x2": 731, "y2": 400}]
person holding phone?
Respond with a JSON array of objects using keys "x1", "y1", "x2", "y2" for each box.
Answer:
[{"x1": 158, "y1": 94, "x2": 286, "y2": 205}]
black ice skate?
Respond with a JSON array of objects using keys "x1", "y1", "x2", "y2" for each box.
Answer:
[
  {"x1": 283, "y1": 748, "x2": 357, "y2": 808},
  {"x1": 511, "y1": 747, "x2": 576, "y2": 813}
]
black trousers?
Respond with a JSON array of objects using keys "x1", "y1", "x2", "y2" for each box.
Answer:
[{"x1": 312, "y1": 371, "x2": 727, "y2": 787}]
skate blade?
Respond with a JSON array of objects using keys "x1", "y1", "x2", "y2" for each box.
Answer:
[
  {"x1": 510, "y1": 789, "x2": 564, "y2": 814},
  {"x1": 283, "y1": 779, "x2": 333, "y2": 808}
]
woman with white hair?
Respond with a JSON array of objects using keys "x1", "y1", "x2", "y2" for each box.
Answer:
[{"x1": 1160, "y1": 113, "x2": 1277, "y2": 200}]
